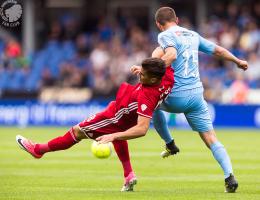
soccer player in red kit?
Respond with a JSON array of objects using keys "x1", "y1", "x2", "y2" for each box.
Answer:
[{"x1": 16, "y1": 57, "x2": 174, "y2": 192}]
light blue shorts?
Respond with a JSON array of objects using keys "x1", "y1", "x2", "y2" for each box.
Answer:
[{"x1": 159, "y1": 90, "x2": 213, "y2": 133}]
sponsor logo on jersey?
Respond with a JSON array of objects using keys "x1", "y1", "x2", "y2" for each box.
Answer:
[
  {"x1": 87, "y1": 114, "x2": 96, "y2": 122},
  {"x1": 136, "y1": 86, "x2": 141, "y2": 90},
  {"x1": 159, "y1": 86, "x2": 164, "y2": 91}
]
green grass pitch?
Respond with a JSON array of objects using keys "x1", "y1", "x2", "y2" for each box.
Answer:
[{"x1": 1, "y1": 127, "x2": 260, "y2": 200}]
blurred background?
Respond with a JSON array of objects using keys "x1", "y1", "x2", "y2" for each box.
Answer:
[{"x1": 0, "y1": 0, "x2": 259, "y2": 128}]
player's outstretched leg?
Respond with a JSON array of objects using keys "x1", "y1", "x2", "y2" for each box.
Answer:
[
  {"x1": 16, "y1": 127, "x2": 84, "y2": 158},
  {"x1": 112, "y1": 140, "x2": 137, "y2": 191},
  {"x1": 200, "y1": 130, "x2": 238, "y2": 193},
  {"x1": 153, "y1": 109, "x2": 179, "y2": 158}
]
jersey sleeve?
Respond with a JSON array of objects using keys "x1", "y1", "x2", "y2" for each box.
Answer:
[
  {"x1": 137, "y1": 88, "x2": 158, "y2": 119},
  {"x1": 158, "y1": 31, "x2": 178, "y2": 50},
  {"x1": 198, "y1": 34, "x2": 216, "y2": 55}
]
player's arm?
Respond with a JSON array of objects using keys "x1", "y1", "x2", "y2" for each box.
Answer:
[
  {"x1": 213, "y1": 45, "x2": 248, "y2": 71},
  {"x1": 157, "y1": 32, "x2": 177, "y2": 66},
  {"x1": 96, "y1": 116, "x2": 150, "y2": 143},
  {"x1": 160, "y1": 47, "x2": 177, "y2": 66},
  {"x1": 199, "y1": 34, "x2": 248, "y2": 71},
  {"x1": 152, "y1": 46, "x2": 164, "y2": 58},
  {"x1": 152, "y1": 45, "x2": 177, "y2": 66}
]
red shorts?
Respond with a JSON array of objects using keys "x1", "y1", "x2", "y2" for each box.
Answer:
[{"x1": 78, "y1": 101, "x2": 124, "y2": 139}]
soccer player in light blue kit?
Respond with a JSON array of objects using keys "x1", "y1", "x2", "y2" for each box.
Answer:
[{"x1": 149, "y1": 7, "x2": 247, "y2": 193}]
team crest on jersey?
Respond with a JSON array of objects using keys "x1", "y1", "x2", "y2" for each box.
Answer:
[{"x1": 141, "y1": 104, "x2": 147, "y2": 111}]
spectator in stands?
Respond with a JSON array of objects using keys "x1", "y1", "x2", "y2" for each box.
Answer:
[
  {"x1": 230, "y1": 72, "x2": 249, "y2": 104},
  {"x1": 245, "y1": 52, "x2": 260, "y2": 88},
  {"x1": 5, "y1": 38, "x2": 21, "y2": 58},
  {"x1": 59, "y1": 34, "x2": 92, "y2": 88}
]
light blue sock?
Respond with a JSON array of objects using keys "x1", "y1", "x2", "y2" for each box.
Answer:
[
  {"x1": 210, "y1": 141, "x2": 233, "y2": 179},
  {"x1": 153, "y1": 109, "x2": 173, "y2": 144}
]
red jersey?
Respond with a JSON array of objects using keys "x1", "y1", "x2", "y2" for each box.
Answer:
[
  {"x1": 115, "y1": 66, "x2": 174, "y2": 129},
  {"x1": 79, "y1": 67, "x2": 174, "y2": 139}
]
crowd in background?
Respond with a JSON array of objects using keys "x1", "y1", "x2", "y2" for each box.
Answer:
[{"x1": 0, "y1": 2, "x2": 259, "y2": 103}]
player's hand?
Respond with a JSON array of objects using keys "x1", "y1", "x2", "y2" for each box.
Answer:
[
  {"x1": 130, "y1": 65, "x2": 141, "y2": 75},
  {"x1": 237, "y1": 60, "x2": 248, "y2": 71},
  {"x1": 96, "y1": 134, "x2": 115, "y2": 144}
]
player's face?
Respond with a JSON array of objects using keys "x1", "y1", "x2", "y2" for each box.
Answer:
[{"x1": 139, "y1": 68, "x2": 155, "y2": 85}]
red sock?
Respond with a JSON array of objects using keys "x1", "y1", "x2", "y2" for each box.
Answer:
[
  {"x1": 34, "y1": 143, "x2": 50, "y2": 154},
  {"x1": 112, "y1": 140, "x2": 133, "y2": 177},
  {"x1": 34, "y1": 128, "x2": 78, "y2": 155}
]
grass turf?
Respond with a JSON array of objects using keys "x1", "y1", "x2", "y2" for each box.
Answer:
[{"x1": 0, "y1": 127, "x2": 260, "y2": 200}]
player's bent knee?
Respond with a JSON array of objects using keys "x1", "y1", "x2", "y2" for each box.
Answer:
[{"x1": 73, "y1": 125, "x2": 87, "y2": 140}]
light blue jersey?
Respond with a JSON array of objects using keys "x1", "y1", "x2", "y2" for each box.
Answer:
[
  {"x1": 158, "y1": 25, "x2": 216, "y2": 96},
  {"x1": 154, "y1": 25, "x2": 234, "y2": 180},
  {"x1": 154, "y1": 25, "x2": 217, "y2": 132}
]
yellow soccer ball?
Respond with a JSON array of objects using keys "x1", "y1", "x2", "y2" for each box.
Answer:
[{"x1": 91, "y1": 141, "x2": 112, "y2": 159}]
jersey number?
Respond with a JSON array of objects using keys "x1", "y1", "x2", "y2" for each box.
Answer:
[
  {"x1": 182, "y1": 50, "x2": 190, "y2": 76},
  {"x1": 182, "y1": 50, "x2": 199, "y2": 77}
]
